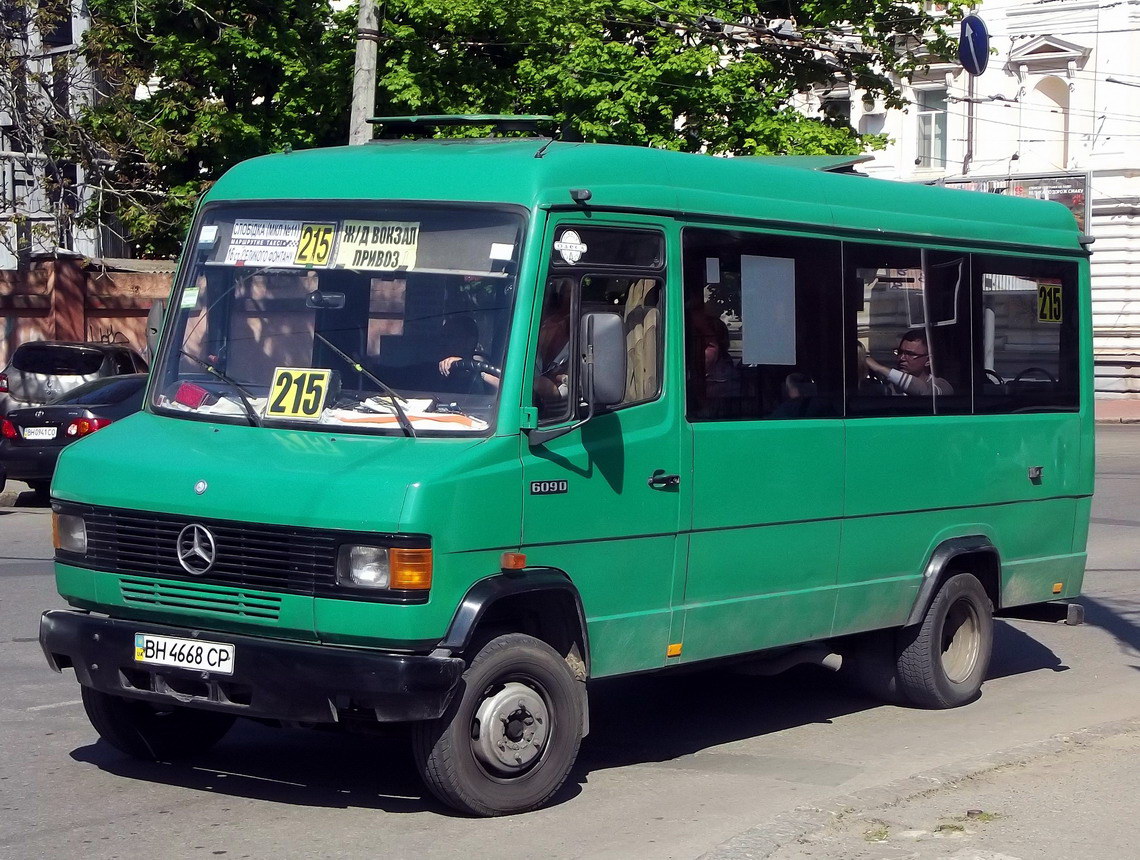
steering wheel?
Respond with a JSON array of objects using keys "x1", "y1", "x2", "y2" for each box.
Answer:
[
  {"x1": 1012, "y1": 367, "x2": 1058, "y2": 386},
  {"x1": 449, "y1": 358, "x2": 502, "y2": 378}
]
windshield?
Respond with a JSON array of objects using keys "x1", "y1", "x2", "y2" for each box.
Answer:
[{"x1": 151, "y1": 203, "x2": 524, "y2": 435}]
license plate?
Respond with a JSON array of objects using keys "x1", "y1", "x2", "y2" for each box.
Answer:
[
  {"x1": 22, "y1": 426, "x2": 56, "y2": 440},
  {"x1": 134, "y1": 633, "x2": 235, "y2": 675}
]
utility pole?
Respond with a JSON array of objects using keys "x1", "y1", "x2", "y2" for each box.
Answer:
[{"x1": 349, "y1": 0, "x2": 380, "y2": 145}]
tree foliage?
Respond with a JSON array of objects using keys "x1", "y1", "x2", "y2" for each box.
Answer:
[
  {"x1": 66, "y1": 1, "x2": 965, "y2": 256},
  {"x1": 80, "y1": 0, "x2": 353, "y2": 255},
  {"x1": 374, "y1": 1, "x2": 965, "y2": 152}
]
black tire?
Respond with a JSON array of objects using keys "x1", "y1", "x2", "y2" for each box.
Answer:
[
  {"x1": 896, "y1": 572, "x2": 993, "y2": 708},
  {"x1": 27, "y1": 480, "x2": 49, "y2": 498},
  {"x1": 412, "y1": 633, "x2": 583, "y2": 816},
  {"x1": 81, "y1": 686, "x2": 235, "y2": 760}
]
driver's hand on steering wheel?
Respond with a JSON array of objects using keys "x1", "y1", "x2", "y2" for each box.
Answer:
[{"x1": 438, "y1": 356, "x2": 462, "y2": 377}]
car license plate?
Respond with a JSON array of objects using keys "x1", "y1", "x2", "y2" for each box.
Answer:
[
  {"x1": 134, "y1": 633, "x2": 235, "y2": 675},
  {"x1": 22, "y1": 426, "x2": 56, "y2": 440}
]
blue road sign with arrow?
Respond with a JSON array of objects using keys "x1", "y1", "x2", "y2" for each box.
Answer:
[{"x1": 959, "y1": 14, "x2": 990, "y2": 76}]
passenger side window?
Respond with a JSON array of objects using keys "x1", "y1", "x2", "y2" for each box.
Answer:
[
  {"x1": 534, "y1": 225, "x2": 666, "y2": 425},
  {"x1": 974, "y1": 255, "x2": 1079, "y2": 413},
  {"x1": 847, "y1": 244, "x2": 971, "y2": 416},
  {"x1": 532, "y1": 273, "x2": 665, "y2": 423},
  {"x1": 682, "y1": 228, "x2": 843, "y2": 420}
]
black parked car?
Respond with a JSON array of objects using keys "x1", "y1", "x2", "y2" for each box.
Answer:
[
  {"x1": 0, "y1": 341, "x2": 148, "y2": 415},
  {"x1": 0, "y1": 374, "x2": 148, "y2": 497}
]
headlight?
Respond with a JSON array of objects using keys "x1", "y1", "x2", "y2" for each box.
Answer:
[
  {"x1": 336, "y1": 545, "x2": 432, "y2": 591},
  {"x1": 337, "y1": 545, "x2": 390, "y2": 588},
  {"x1": 52, "y1": 513, "x2": 87, "y2": 554}
]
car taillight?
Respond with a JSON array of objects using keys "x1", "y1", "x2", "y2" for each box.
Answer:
[
  {"x1": 65, "y1": 417, "x2": 112, "y2": 437},
  {"x1": 1, "y1": 419, "x2": 16, "y2": 439},
  {"x1": 0, "y1": 372, "x2": 8, "y2": 393}
]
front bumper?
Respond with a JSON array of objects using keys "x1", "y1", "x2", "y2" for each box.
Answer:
[{"x1": 40, "y1": 610, "x2": 464, "y2": 723}]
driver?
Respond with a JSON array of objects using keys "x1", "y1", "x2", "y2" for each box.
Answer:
[{"x1": 438, "y1": 314, "x2": 499, "y2": 388}]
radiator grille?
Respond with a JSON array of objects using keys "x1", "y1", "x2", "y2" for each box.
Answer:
[
  {"x1": 120, "y1": 577, "x2": 282, "y2": 620},
  {"x1": 63, "y1": 504, "x2": 428, "y2": 604},
  {"x1": 83, "y1": 507, "x2": 337, "y2": 597}
]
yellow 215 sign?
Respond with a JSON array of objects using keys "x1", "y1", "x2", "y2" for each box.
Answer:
[{"x1": 265, "y1": 368, "x2": 332, "y2": 420}]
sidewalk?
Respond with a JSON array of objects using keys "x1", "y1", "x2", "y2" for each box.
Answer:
[
  {"x1": 704, "y1": 718, "x2": 1140, "y2": 860},
  {"x1": 1095, "y1": 398, "x2": 1140, "y2": 423}
]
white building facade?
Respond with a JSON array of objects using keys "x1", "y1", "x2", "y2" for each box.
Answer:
[
  {"x1": 0, "y1": 0, "x2": 119, "y2": 269},
  {"x1": 853, "y1": 0, "x2": 1140, "y2": 399}
]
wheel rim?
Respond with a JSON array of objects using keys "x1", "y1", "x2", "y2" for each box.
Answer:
[
  {"x1": 471, "y1": 680, "x2": 550, "y2": 775},
  {"x1": 941, "y1": 596, "x2": 981, "y2": 683}
]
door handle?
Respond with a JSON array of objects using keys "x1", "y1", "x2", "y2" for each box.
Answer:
[{"x1": 648, "y1": 472, "x2": 681, "y2": 488}]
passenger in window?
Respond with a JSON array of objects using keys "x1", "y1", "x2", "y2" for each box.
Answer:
[
  {"x1": 863, "y1": 329, "x2": 953, "y2": 396},
  {"x1": 687, "y1": 301, "x2": 738, "y2": 417},
  {"x1": 533, "y1": 278, "x2": 574, "y2": 409}
]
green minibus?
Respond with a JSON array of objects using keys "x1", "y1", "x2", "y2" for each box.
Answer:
[{"x1": 40, "y1": 117, "x2": 1093, "y2": 816}]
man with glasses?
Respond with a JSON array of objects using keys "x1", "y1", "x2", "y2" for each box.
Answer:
[{"x1": 863, "y1": 329, "x2": 953, "y2": 396}]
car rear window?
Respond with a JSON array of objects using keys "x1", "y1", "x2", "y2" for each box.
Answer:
[
  {"x1": 12, "y1": 344, "x2": 104, "y2": 375},
  {"x1": 57, "y1": 375, "x2": 146, "y2": 405}
]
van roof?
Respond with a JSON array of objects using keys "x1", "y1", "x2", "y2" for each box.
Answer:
[{"x1": 206, "y1": 139, "x2": 1084, "y2": 254}]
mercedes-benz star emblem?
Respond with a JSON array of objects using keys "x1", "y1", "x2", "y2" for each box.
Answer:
[
  {"x1": 177, "y1": 524, "x2": 217, "y2": 575},
  {"x1": 194, "y1": 480, "x2": 208, "y2": 495}
]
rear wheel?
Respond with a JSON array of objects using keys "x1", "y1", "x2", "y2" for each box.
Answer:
[
  {"x1": 81, "y1": 686, "x2": 235, "y2": 760},
  {"x1": 896, "y1": 573, "x2": 993, "y2": 708},
  {"x1": 412, "y1": 633, "x2": 583, "y2": 816}
]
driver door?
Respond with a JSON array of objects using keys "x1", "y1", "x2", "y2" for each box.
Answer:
[{"x1": 520, "y1": 218, "x2": 686, "y2": 678}]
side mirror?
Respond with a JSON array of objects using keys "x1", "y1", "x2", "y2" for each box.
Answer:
[
  {"x1": 528, "y1": 311, "x2": 627, "y2": 446},
  {"x1": 145, "y1": 299, "x2": 167, "y2": 360},
  {"x1": 580, "y1": 312, "x2": 626, "y2": 407}
]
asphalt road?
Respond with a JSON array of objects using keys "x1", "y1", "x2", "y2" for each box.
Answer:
[{"x1": 1, "y1": 425, "x2": 1137, "y2": 859}]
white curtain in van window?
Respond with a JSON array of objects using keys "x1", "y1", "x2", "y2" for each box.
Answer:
[{"x1": 741, "y1": 255, "x2": 796, "y2": 365}]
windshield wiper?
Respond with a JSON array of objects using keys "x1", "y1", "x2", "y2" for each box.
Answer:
[
  {"x1": 313, "y1": 333, "x2": 416, "y2": 438},
  {"x1": 178, "y1": 350, "x2": 262, "y2": 427}
]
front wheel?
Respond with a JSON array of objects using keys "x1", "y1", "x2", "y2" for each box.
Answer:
[
  {"x1": 81, "y1": 686, "x2": 235, "y2": 760},
  {"x1": 896, "y1": 573, "x2": 994, "y2": 708},
  {"x1": 412, "y1": 633, "x2": 583, "y2": 816}
]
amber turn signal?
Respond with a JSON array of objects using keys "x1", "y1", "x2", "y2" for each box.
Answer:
[
  {"x1": 389, "y1": 548, "x2": 433, "y2": 589},
  {"x1": 500, "y1": 552, "x2": 527, "y2": 570}
]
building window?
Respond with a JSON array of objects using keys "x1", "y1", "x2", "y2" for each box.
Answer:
[
  {"x1": 915, "y1": 87, "x2": 947, "y2": 169},
  {"x1": 38, "y1": 0, "x2": 74, "y2": 48}
]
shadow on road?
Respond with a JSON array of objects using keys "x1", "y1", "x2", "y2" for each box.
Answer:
[
  {"x1": 71, "y1": 723, "x2": 457, "y2": 815},
  {"x1": 988, "y1": 619, "x2": 1068, "y2": 679},
  {"x1": 65, "y1": 617, "x2": 1069, "y2": 815},
  {"x1": 0, "y1": 489, "x2": 50, "y2": 510},
  {"x1": 1078, "y1": 594, "x2": 1140, "y2": 662}
]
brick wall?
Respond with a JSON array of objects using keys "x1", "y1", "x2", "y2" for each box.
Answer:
[{"x1": 0, "y1": 259, "x2": 172, "y2": 366}]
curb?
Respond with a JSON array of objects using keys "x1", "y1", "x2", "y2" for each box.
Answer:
[
  {"x1": 1095, "y1": 417, "x2": 1140, "y2": 424},
  {"x1": 700, "y1": 715, "x2": 1140, "y2": 860}
]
